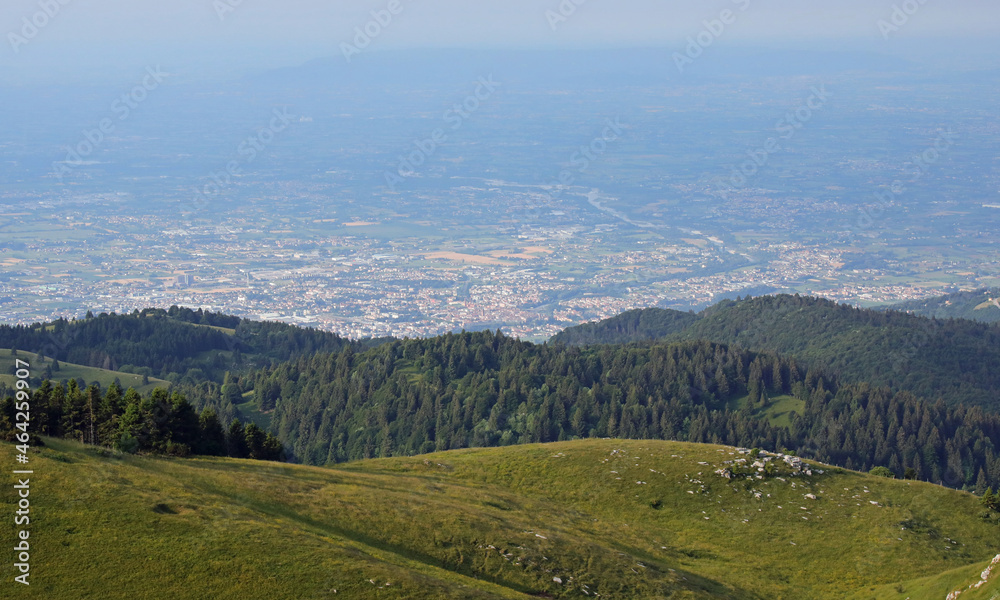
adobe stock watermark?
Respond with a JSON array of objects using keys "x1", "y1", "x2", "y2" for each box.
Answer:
[
  {"x1": 878, "y1": 0, "x2": 931, "y2": 40},
  {"x1": 341, "y1": 0, "x2": 413, "y2": 63},
  {"x1": 7, "y1": 0, "x2": 73, "y2": 55},
  {"x1": 673, "y1": 0, "x2": 752, "y2": 74},
  {"x1": 32, "y1": 318, "x2": 81, "y2": 373},
  {"x1": 522, "y1": 116, "x2": 625, "y2": 222},
  {"x1": 545, "y1": 0, "x2": 592, "y2": 32},
  {"x1": 712, "y1": 84, "x2": 832, "y2": 201},
  {"x1": 213, "y1": 0, "x2": 248, "y2": 22},
  {"x1": 545, "y1": 117, "x2": 624, "y2": 195},
  {"x1": 383, "y1": 75, "x2": 500, "y2": 191},
  {"x1": 186, "y1": 107, "x2": 295, "y2": 213},
  {"x1": 847, "y1": 128, "x2": 957, "y2": 238},
  {"x1": 51, "y1": 66, "x2": 167, "y2": 180}
]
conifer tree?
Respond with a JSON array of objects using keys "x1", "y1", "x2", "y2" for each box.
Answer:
[
  {"x1": 196, "y1": 408, "x2": 227, "y2": 456},
  {"x1": 982, "y1": 488, "x2": 998, "y2": 512},
  {"x1": 227, "y1": 419, "x2": 248, "y2": 458}
]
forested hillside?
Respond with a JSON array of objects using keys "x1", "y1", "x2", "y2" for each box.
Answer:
[
  {"x1": 0, "y1": 306, "x2": 376, "y2": 383},
  {"x1": 552, "y1": 294, "x2": 1000, "y2": 408},
  {"x1": 889, "y1": 288, "x2": 1000, "y2": 323},
  {"x1": 0, "y1": 379, "x2": 283, "y2": 461},
  {"x1": 547, "y1": 307, "x2": 698, "y2": 345},
  {"x1": 5, "y1": 297, "x2": 1000, "y2": 494},
  {"x1": 257, "y1": 331, "x2": 1000, "y2": 491}
]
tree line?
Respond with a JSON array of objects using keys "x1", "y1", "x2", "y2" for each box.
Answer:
[
  {"x1": 4, "y1": 302, "x2": 1000, "y2": 494},
  {"x1": 0, "y1": 380, "x2": 283, "y2": 461},
  {"x1": 552, "y1": 294, "x2": 1000, "y2": 409},
  {"x1": 0, "y1": 306, "x2": 371, "y2": 384},
  {"x1": 255, "y1": 330, "x2": 1000, "y2": 491}
]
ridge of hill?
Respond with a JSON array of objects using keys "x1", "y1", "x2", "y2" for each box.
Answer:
[
  {"x1": 6, "y1": 295, "x2": 1000, "y2": 495},
  {"x1": 12, "y1": 437, "x2": 1000, "y2": 599},
  {"x1": 551, "y1": 295, "x2": 1000, "y2": 408},
  {"x1": 546, "y1": 307, "x2": 699, "y2": 346},
  {"x1": 258, "y1": 332, "x2": 1000, "y2": 492},
  {"x1": 888, "y1": 288, "x2": 1000, "y2": 324},
  {"x1": 9, "y1": 293, "x2": 1000, "y2": 411},
  {"x1": 0, "y1": 306, "x2": 384, "y2": 384},
  {"x1": 0, "y1": 348, "x2": 169, "y2": 395}
]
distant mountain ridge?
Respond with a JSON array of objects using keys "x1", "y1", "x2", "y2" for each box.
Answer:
[
  {"x1": 5, "y1": 295, "x2": 1000, "y2": 495},
  {"x1": 545, "y1": 307, "x2": 699, "y2": 346},
  {"x1": 552, "y1": 294, "x2": 1000, "y2": 408},
  {"x1": 888, "y1": 288, "x2": 1000, "y2": 323},
  {"x1": 0, "y1": 306, "x2": 383, "y2": 384},
  {"x1": 251, "y1": 47, "x2": 918, "y2": 90}
]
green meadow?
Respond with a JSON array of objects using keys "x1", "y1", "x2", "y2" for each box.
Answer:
[
  {"x1": 3, "y1": 438, "x2": 998, "y2": 599},
  {"x1": 724, "y1": 394, "x2": 806, "y2": 429},
  {"x1": 0, "y1": 349, "x2": 168, "y2": 394}
]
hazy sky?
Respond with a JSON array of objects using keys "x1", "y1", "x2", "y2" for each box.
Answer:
[{"x1": 2, "y1": 0, "x2": 999, "y2": 82}]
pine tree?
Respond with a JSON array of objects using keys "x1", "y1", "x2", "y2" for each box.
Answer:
[
  {"x1": 747, "y1": 360, "x2": 765, "y2": 407},
  {"x1": 261, "y1": 434, "x2": 285, "y2": 461},
  {"x1": 982, "y1": 488, "x2": 999, "y2": 512},
  {"x1": 715, "y1": 366, "x2": 730, "y2": 398},
  {"x1": 222, "y1": 372, "x2": 243, "y2": 406},
  {"x1": 244, "y1": 423, "x2": 266, "y2": 459},
  {"x1": 117, "y1": 400, "x2": 144, "y2": 453},
  {"x1": 226, "y1": 419, "x2": 248, "y2": 458},
  {"x1": 142, "y1": 389, "x2": 172, "y2": 452},
  {"x1": 167, "y1": 394, "x2": 199, "y2": 449},
  {"x1": 976, "y1": 468, "x2": 989, "y2": 495},
  {"x1": 196, "y1": 409, "x2": 227, "y2": 456}
]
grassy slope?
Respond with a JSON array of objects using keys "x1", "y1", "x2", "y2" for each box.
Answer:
[
  {"x1": 889, "y1": 288, "x2": 1000, "y2": 324},
  {"x1": 849, "y1": 559, "x2": 1000, "y2": 600},
  {"x1": 182, "y1": 322, "x2": 238, "y2": 335},
  {"x1": 4, "y1": 438, "x2": 999, "y2": 599},
  {"x1": 758, "y1": 395, "x2": 804, "y2": 429},
  {"x1": 723, "y1": 394, "x2": 805, "y2": 429},
  {"x1": 235, "y1": 395, "x2": 272, "y2": 429},
  {"x1": 0, "y1": 348, "x2": 168, "y2": 394}
]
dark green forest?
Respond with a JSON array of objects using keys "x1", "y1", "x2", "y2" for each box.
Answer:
[
  {"x1": 553, "y1": 294, "x2": 1000, "y2": 408},
  {"x1": 256, "y1": 330, "x2": 1000, "y2": 491},
  {"x1": 4, "y1": 296, "x2": 1000, "y2": 494},
  {"x1": 0, "y1": 306, "x2": 373, "y2": 383},
  {"x1": 888, "y1": 287, "x2": 1000, "y2": 323},
  {"x1": 549, "y1": 307, "x2": 699, "y2": 344},
  {"x1": 0, "y1": 380, "x2": 283, "y2": 461}
]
